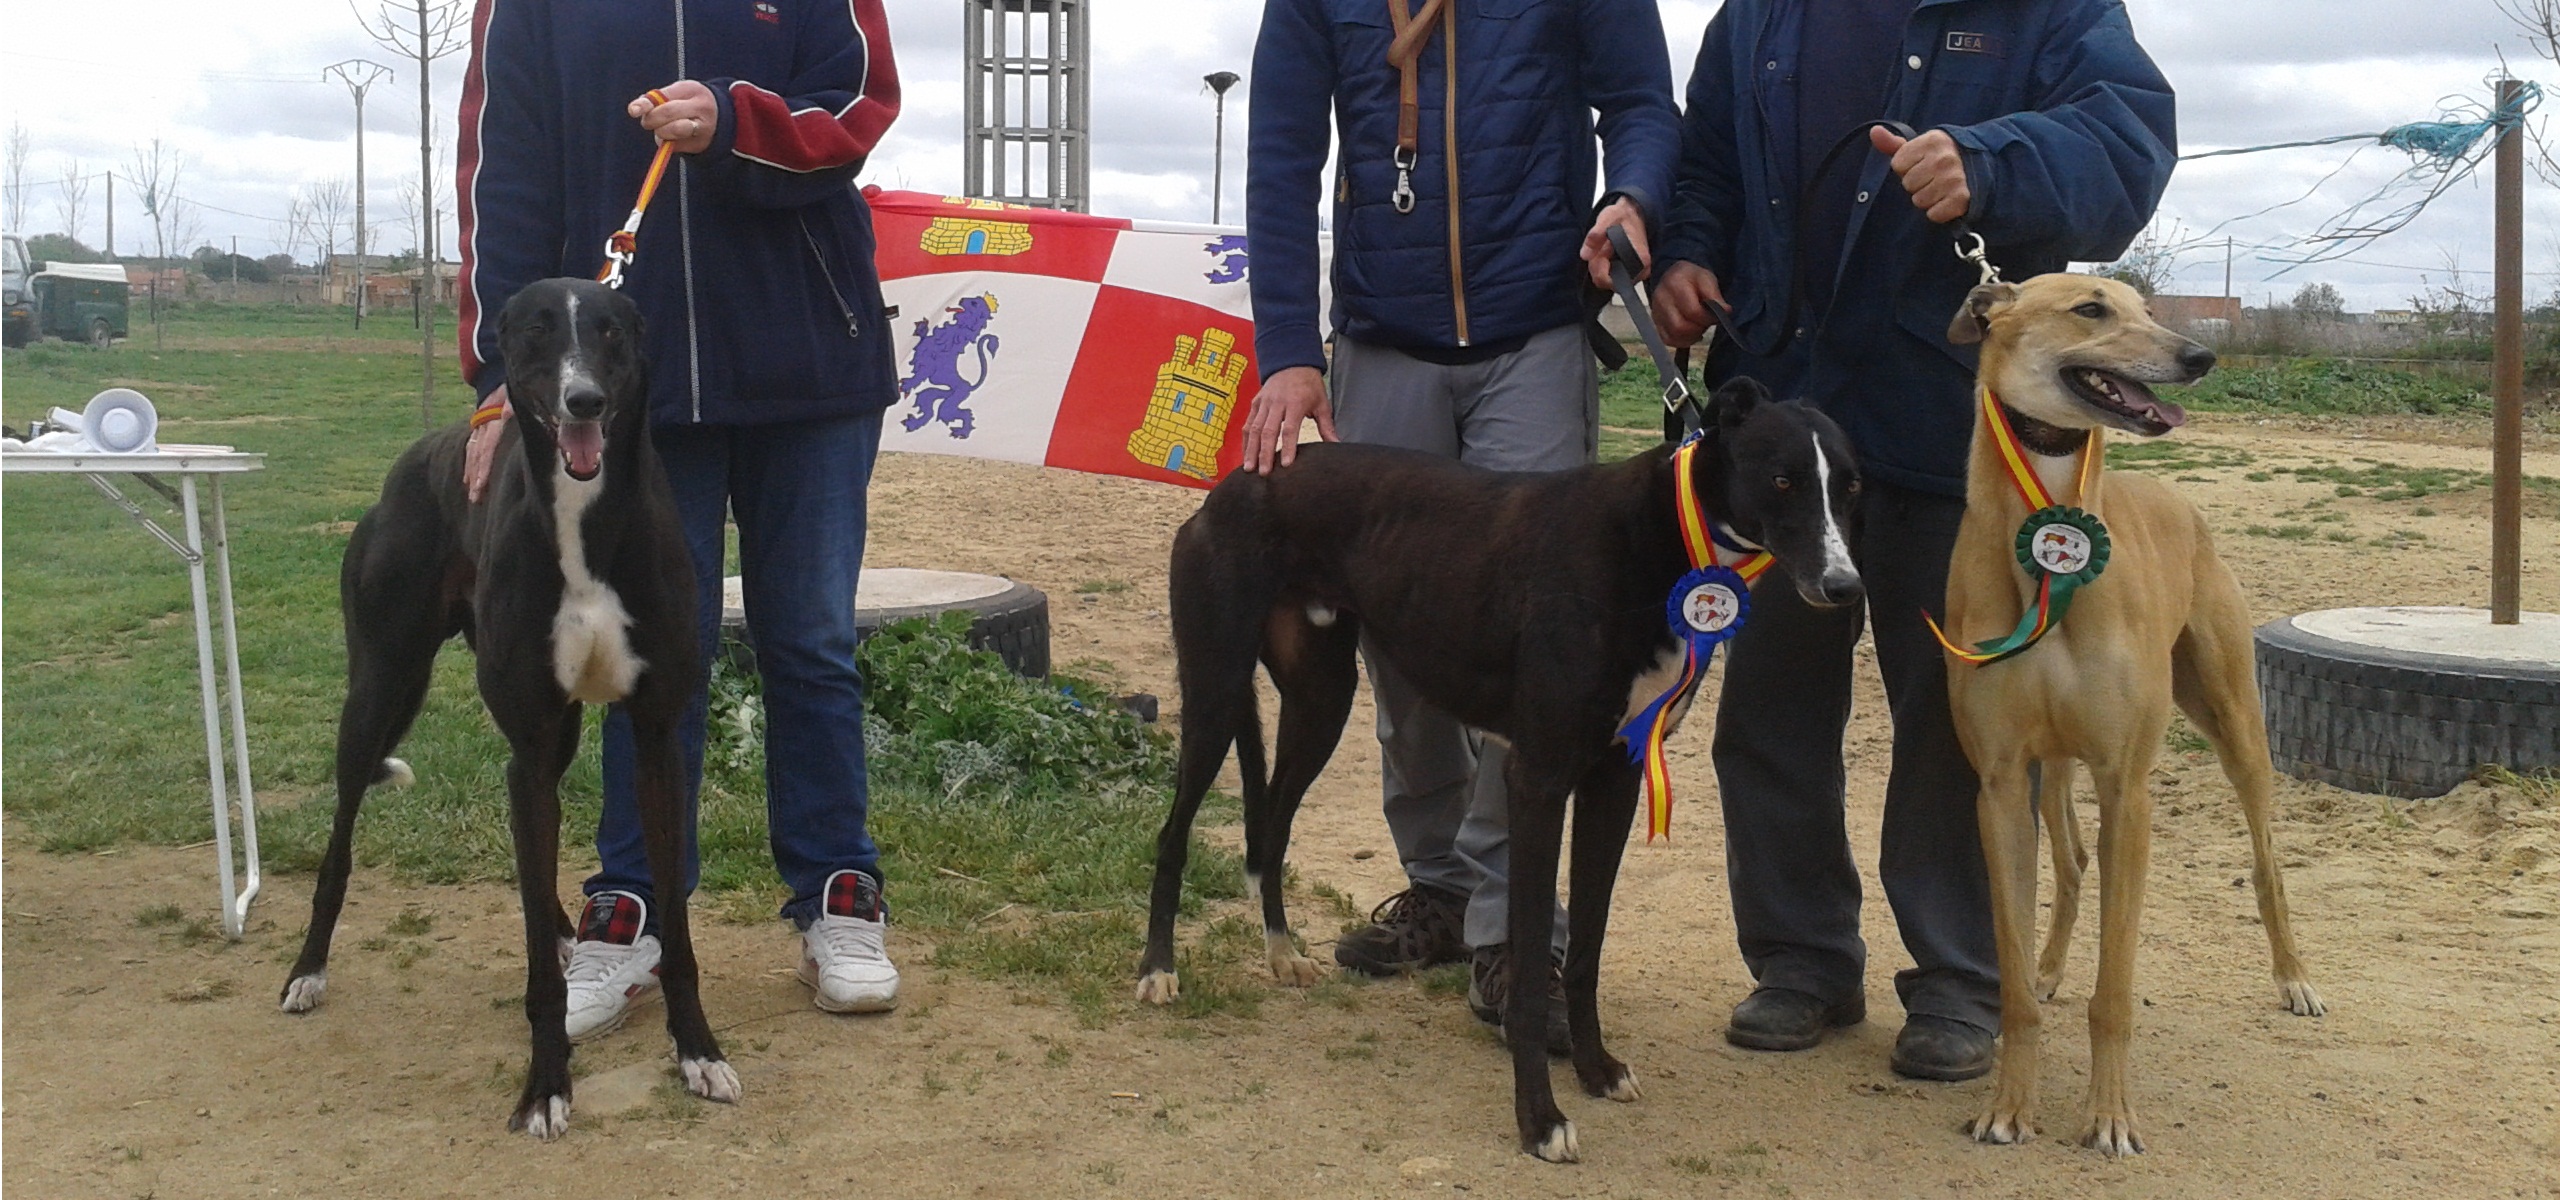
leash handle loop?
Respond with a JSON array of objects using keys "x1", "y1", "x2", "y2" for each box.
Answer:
[{"x1": 1605, "y1": 225, "x2": 1695, "y2": 422}]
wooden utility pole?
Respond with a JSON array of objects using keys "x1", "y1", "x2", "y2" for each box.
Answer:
[{"x1": 2492, "y1": 78, "x2": 2525, "y2": 625}]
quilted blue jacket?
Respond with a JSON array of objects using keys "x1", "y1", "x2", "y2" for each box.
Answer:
[
  {"x1": 1246, "y1": 0, "x2": 1684, "y2": 378},
  {"x1": 458, "y1": 0, "x2": 901, "y2": 426},
  {"x1": 1659, "y1": 0, "x2": 2176, "y2": 495}
]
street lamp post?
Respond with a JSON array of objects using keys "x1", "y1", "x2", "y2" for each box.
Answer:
[
  {"x1": 323, "y1": 59, "x2": 393, "y2": 331},
  {"x1": 1204, "y1": 71, "x2": 1241, "y2": 225}
]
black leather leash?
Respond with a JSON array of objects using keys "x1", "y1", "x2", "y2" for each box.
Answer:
[{"x1": 1605, "y1": 224, "x2": 1708, "y2": 439}]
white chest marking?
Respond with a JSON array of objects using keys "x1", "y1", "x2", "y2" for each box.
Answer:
[
  {"x1": 2030, "y1": 451, "x2": 2079, "y2": 508},
  {"x1": 1811, "y1": 433, "x2": 1855, "y2": 579},
  {"x1": 1620, "y1": 640, "x2": 1696, "y2": 737},
  {"x1": 550, "y1": 473, "x2": 645, "y2": 703}
]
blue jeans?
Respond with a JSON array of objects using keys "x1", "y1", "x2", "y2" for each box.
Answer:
[{"x1": 587, "y1": 410, "x2": 884, "y2": 931}]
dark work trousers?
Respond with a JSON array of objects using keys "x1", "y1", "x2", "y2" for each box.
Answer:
[{"x1": 1709, "y1": 478, "x2": 1999, "y2": 1034}]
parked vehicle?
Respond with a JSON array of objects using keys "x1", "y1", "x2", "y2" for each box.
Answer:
[{"x1": 29, "y1": 263, "x2": 131, "y2": 347}]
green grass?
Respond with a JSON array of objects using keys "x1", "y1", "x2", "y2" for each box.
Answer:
[
  {"x1": 3, "y1": 303, "x2": 1248, "y2": 1020},
  {"x1": 2181, "y1": 358, "x2": 2491, "y2": 416}
]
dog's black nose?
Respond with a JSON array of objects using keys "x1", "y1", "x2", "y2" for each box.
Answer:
[
  {"x1": 1814, "y1": 568, "x2": 1865, "y2": 609},
  {"x1": 2177, "y1": 342, "x2": 2217, "y2": 378},
  {"x1": 562, "y1": 385, "x2": 607, "y2": 422}
]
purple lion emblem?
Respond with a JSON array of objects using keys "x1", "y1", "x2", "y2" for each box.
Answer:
[
  {"x1": 899, "y1": 293, "x2": 1001, "y2": 438},
  {"x1": 1203, "y1": 235, "x2": 1249, "y2": 285}
]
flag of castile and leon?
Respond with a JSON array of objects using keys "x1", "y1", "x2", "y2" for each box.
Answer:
[{"x1": 870, "y1": 188, "x2": 1303, "y2": 489}]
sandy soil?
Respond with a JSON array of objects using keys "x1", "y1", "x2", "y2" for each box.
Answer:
[{"x1": 7, "y1": 415, "x2": 2559, "y2": 1198}]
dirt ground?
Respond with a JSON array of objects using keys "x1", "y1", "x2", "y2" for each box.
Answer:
[{"x1": 7, "y1": 414, "x2": 2559, "y2": 1198}]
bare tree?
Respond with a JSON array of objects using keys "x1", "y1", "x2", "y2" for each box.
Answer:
[
  {"x1": 126, "y1": 139, "x2": 187, "y2": 347},
  {"x1": 2099, "y1": 218, "x2": 2186, "y2": 297},
  {"x1": 352, "y1": 0, "x2": 469, "y2": 425},
  {"x1": 299, "y1": 177, "x2": 357, "y2": 280},
  {"x1": 2496, "y1": 1, "x2": 2560, "y2": 184},
  {"x1": 54, "y1": 160, "x2": 90, "y2": 244},
  {"x1": 4, "y1": 123, "x2": 30, "y2": 232}
]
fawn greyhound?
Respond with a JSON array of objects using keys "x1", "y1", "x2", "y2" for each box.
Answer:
[
  {"x1": 1937, "y1": 273, "x2": 2324, "y2": 1156},
  {"x1": 1136, "y1": 378, "x2": 1866, "y2": 1161},
  {"x1": 277, "y1": 278, "x2": 733, "y2": 1139}
]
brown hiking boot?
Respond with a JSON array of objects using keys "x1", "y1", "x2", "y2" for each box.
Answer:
[
  {"x1": 1332, "y1": 884, "x2": 1469, "y2": 976},
  {"x1": 1467, "y1": 943, "x2": 1572, "y2": 1056}
]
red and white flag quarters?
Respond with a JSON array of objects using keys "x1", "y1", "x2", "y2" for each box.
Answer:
[{"x1": 869, "y1": 188, "x2": 1289, "y2": 489}]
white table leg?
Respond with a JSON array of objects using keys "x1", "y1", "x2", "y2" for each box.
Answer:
[
  {"x1": 211, "y1": 476, "x2": 261, "y2": 933},
  {"x1": 179, "y1": 476, "x2": 244, "y2": 940}
]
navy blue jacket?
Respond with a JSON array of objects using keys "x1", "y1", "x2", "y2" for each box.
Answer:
[
  {"x1": 459, "y1": 0, "x2": 900, "y2": 427},
  {"x1": 1247, "y1": 0, "x2": 1684, "y2": 378},
  {"x1": 1660, "y1": 0, "x2": 2175, "y2": 495}
]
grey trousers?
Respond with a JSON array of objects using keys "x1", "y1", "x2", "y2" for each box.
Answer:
[
  {"x1": 1328, "y1": 323, "x2": 1597, "y2": 951},
  {"x1": 1709, "y1": 479, "x2": 2001, "y2": 1033}
]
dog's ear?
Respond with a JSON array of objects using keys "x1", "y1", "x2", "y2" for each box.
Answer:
[
  {"x1": 1710, "y1": 376, "x2": 1769, "y2": 430},
  {"x1": 1946, "y1": 281, "x2": 2020, "y2": 346}
]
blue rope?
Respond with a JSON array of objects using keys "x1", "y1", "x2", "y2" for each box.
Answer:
[{"x1": 2179, "y1": 81, "x2": 2540, "y2": 166}]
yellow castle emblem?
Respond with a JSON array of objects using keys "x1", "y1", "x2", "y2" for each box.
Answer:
[
  {"x1": 921, "y1": 216, "x2": 1033, "y2": 256},
  {"x1": 1127, "y1": 328, "x2": 1248, "y2": 480}
]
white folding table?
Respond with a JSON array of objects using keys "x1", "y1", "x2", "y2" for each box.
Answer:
[{"x1": 2, "y1": 444, "x2": 266, "y2": 938}]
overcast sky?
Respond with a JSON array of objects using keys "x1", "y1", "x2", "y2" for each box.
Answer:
[{"x1": 1, "y1": 0, "x2": 2549, "y2": 310}]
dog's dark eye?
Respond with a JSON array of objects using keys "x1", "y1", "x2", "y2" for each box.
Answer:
[
  {"x1": 600, "y1": 324, "x2": 620, "y2": 342},
  {"x1": 2072, "y1": 302, "x2": 2108, "y2": 320},
  {"x1": 1846, "y1": 477, "x2": 1862, "y2": 494},
  {"x1": 1773, "y1": 475, "x2": 1793, "y2": 491}
]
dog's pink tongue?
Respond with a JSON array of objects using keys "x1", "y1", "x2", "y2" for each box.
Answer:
[
  {"x1": 559, "y1": 421, "x2": 604, "y2": 479},
  {"x1": 2114, "y1": 377, "x2": 2190, "y2": 430}
]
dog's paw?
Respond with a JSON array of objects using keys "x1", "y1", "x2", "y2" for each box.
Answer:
[
  {"x1": 378, "y1": 757, "x2": 415, "y2": 788},
  {"x1": 1265, "y1": 936, "x2": 1322, "y2": 988},
  {"x1": 510, "y1": 1093, "x2": 571, "y2": 1141},
  {"x1": 2078, "y1": 1110, "x2": 2145, "y2": 1157},
  {"x1": 2034, "y1": 971, "x2": 2065, "y2": 1003},
  {"x1": 1965, "y1": 1102, "x2": 2035, "y2": 1146},
  {"x1": 1524, "y1": 1118, "x2": 1580, "y2": 1163},
  {"x1": 2280, "y1": 979, "x2": 2326, "y2": 1017},
  {"x1": 1598, "y1": 1067, "x2": 1641, "y2": 1103},
  {"x1": 278, "y1": 972, "x2": 326, "y2": 1013},
  {"x1": 680, "y1": 1056, "x2": 741, "y2": 1104},
  {"x1": 1134, "y1": 968, "x2": 1180, "y2": 1005}
]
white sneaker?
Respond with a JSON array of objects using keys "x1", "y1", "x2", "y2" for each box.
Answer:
[
  {"x1": 799, "y1": 869, "x2": 899, "y2": 1013},
  {"x1": 563, "y1": 891, "x2": 661, "y2": 1042}
]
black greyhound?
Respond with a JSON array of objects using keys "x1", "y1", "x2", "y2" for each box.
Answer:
[
  {"x1": 1136, "y1": 378, "x2": 1865, "y2": 1161},
  {"x1": 277, "y1": 278, "x2": 731, "y2": 1139}
]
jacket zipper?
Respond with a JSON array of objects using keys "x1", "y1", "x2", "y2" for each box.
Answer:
[
  {"x1": 797, "y1": 214, "x2": 862, "y2": 339},
  {"x1": 1440, "y1": 2, "x2": 1469, "y2": 346},
  {"x1": 676, "y1": 0, "x2": 703, "y2": 421}
]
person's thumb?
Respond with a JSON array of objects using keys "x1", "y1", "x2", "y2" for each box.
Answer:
[{"x1": 1869, "y1": 125, "x2": 1907, "y2": 156}]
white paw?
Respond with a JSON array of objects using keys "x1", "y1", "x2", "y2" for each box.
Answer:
[
  {"x1": 1604, "y1": 1069, "x2": 1641, "y2": 1103},
  {"x1": 1265, "y1": 934, "x2": 1321, "y2": 987},
  {"x1": 1967, "y1": 1107, "x2": 2034, "y2": 1145},
  {"x1": 2281, "y1": 979, "x2": 2326, "y2": 1017},
  {"x1": 1531, "y1": 1120, "x2": 1580, "y2": 1163},
  {"x1": 679, "y1": 1057, "x2": 741, "y2": 1104},
  {"x1": 516, "y1": 1095, "x2": 571, "y2": 1141},
  {"x1": 1135, "y1": 969, "x2": 1180, "y2": 1005},
  {"x1": 2079, "y1": 1113, "x2": 2145, "y2": 1157},
  {"x1": 279, "y1": 973, "x2": 327, "y2": 1013},
  {"x1": 379, "y1": 757, "x2": 415, "y2": 788}
]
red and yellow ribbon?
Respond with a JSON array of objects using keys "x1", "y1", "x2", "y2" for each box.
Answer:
[
  {"x1": 1625, "y1": 437, "x2": 1772, "y2": 841},
  {"x1": 1928, "y1": 388, "x2": 2105, "y2": 666}
]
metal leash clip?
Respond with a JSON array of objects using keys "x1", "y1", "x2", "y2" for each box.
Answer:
[
  {"x1": 1392, "y1": 147, "x2": 1417, "y2": 214},
  {"x1": 1956, "y1": 227, "x2": 2002, "y2": 287}
]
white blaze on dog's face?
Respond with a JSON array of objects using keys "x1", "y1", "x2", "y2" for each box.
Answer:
[
  {"x1": 495, "y1": 278, "x2": 645, "y2": 484},
  {"x1": 1948, "y1": 274, "x2": 2217, "y2": 437},
  {"x1": 1705, "y1": 379, "x2": 1865, "y2": 610}
]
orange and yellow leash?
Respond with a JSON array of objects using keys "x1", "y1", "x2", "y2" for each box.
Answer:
[
  {"x1": 1620, "y1": 436, "x2": 1773, "y2": 841},
  {"x1": 597, "y1": 90, "x2": 678, "y2": 291},
  {"x1": 1927, "y1": 387, "x2": 2111, "y2": 666}
]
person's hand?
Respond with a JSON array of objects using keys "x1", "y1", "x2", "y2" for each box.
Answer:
[
  {"x1": 1240, "y1": 366, "x2": 1336, "y2": 475},
  {"x1": 1578, "y1": 197, "x2": 1649, "y2": 290},
  {"x1": 1652, "y1": 260, "x2": 1731, "y2": 348},
  {"x1": 465, "y1": 386, "x2": 509, "y2": 504},
  {"x1": 631, "y1": 81, "x2": 718, "y2": 155},
  {"x1": 1871, "y1": 126, "x2": 1972, "y2": 224}
]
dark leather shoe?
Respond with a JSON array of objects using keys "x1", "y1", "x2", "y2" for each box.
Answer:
[
  {"x1": 1723, "y1": 987, "x2": 1866, "y2": 1051},
  {"x1": 1891, "y1": 1015, "x2": 1995, "y2": 1081},
  {"x1": 1332, "y1": 885, "x2": 1470, "y2": 977},
  {"x1": 1467, "y1": 944, "x2": 1572, "y2": 1057}
]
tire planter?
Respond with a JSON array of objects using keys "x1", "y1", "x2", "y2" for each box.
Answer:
[
  {"x1": 722, "y1": 568, "x2": 1050, "y2": 679},
  {"x1": 2255, "y1": 607, "x2": 2560, "y2": 799}
]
